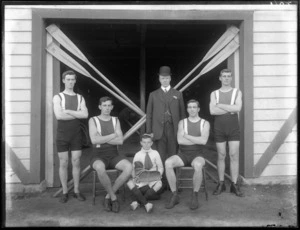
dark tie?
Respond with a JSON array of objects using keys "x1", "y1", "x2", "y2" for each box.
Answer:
[
  {"x1": 144, "y1": 152, "x2": 153, "y2": 170},
  {"x1": 164, "y1": 88, "x2": 168, "y2": 93}
]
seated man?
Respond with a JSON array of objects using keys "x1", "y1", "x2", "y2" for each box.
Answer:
[
  {"x1": 127, "y1": 134, "x2": 163, "y2": 213},
  {"x1": 89, "y1": 96, "x2": 132, "y2": 213},
  {"x1": 165, "y1": 99, "x2": 210, "y2": 210}
]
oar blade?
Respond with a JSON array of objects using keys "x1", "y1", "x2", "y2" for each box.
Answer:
[
  {"x1": 202, "y1": 25, "x2": 239, "y2": 63},
  {"x1": 46, "y1": 24, "x2": 88, "y2": 62},
  {"x1": 46, "y1": 42, "x2": 92, "y2": 78}
]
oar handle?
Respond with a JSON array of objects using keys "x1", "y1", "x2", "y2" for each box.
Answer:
[
  {"x1": 88, "y1": 62, "x2": 143, "y2": 114},
  {"x1": 174, "y1": 60, "x2": 203, "y2": 90},
  {"x1": 88, "y1": 76, "x2": 145, "y2": 117}
]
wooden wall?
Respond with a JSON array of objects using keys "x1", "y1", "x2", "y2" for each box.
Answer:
[
  {"x1": 5, "y1": 8, "x2": 32, "y2": 183},
  {"x1": 253, "y1": 10, "x2": 297, "y2": 176},
  {"x1": 4, "y1": 5, "x2": 297, "y2": 185}
]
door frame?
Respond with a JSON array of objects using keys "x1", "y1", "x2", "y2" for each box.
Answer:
[{"x1": 32, "y1": 7, "x2": 254, "y2": 186}]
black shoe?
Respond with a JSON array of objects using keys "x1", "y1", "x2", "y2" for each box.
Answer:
[
  {"x1": 73, "y1": 192, "x2": 86, "y2": 201},
  {"x1": 103, "y1": 198, "x2": 112, "y2": 212},
  {"x1": 213, "y1": 182, "x2": 226, "y2": 195},
  {"x1": 165, "y1": 193, "x2": 180, "y2": 209},
  {"x1": 230, "y1": 182, "x2": 244, "y2": 197},
  {"x1": 189, "y1": 192, "x2": 199, "y2": 210},
  {"x1": 111, "y1": 199, "x2": 120, "y2": 213},
  {"x1": 59, "y1": 193, "x2": 68, "y2": 203}
]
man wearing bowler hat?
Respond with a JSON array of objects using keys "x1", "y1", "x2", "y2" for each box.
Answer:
[{"x1": 146, "y1": 66, "x2": 186, "y2": 193}]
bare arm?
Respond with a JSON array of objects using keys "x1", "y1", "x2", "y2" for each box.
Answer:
[
  {"x1": 88, "y1": 118, "x2": 117, "y2": 145},
  {"x1": 183, "y1": 121, "x2": 210, "y2": 145},
  {"x1": 53, "y1": 95, "x2": 76, "y2": 120},
  {"x1": 209, "y1": 92, "x2": 228, "y2": 115},
  {"x1": 64, "y1": 97, "x2": 88, "y2": 119},
  {"x1": 107, "y1": 118, "x2": 124, "y2": 145},
  {"x1": 216, "y1": 90, "x2": 242, "y2": 113}
]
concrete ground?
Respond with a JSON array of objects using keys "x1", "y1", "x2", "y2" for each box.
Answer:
[{"x1": 5, "y1": 180, "x2": 297, "y2": 227}]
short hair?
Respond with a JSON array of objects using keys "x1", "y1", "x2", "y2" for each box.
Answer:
[
  {"x1": 140, "y1": 133, "x2": 153, "y2": 141},
  {"x1": 99, "y1": 96, "x2": 113, "y2": 105},
  {"x1": 62, "y1": 70, "x2": 77, "y2": 80},
  {"x1": 220, "y1": 69, "x2": 232, "y2": 76},
  {"x1": 187, "y1": 99, "x2": 200, "y2": 108}
]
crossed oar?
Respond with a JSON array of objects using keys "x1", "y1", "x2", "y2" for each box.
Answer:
[{"x1": 47, "y1": 24, "x2": 240, "y2": 197}]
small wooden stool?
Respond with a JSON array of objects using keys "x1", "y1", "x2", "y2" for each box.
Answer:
[
  {"x1": 92, "y1": 169, "x2": 126, "y2": 205},
  {"x1": 176, "y1": 166, "x2": 208, "y2": 201}
]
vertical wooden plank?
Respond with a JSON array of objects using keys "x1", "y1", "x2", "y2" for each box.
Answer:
[
  {"x1": 53, "y1": 34, "x2": 61, "y2": 187},
  {"x1": 239, "y1": 12, "x2": 254, "y2": 178},
  {"x1": 45, "y1": 32, "x2": 54, "y2": 187},
  {"x1": 30, "y1": 10, "x2": 43, "y2": 184},
  {"x1": 139, "y1": 25, "x2": 146, "y2": 133}
]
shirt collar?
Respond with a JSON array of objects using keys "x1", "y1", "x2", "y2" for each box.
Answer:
[
  {"x1": 141, "y1": 148, "x2": 152, "y2": 153},
  {"x1": 161, "y1": 85, "x2": 171, "y2": 92}
]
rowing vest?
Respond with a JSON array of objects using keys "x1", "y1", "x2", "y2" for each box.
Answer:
[
  {"x1": 214, "y1": 88, "x2": 238, "y2": 115},
  {"x1": 92, "y1": 116, "x2": 117, "y2": 149},
  {"x1": 57, "y1": 93, "x2": 82, "y2": 131},
  {"x1": 179, "y1": 118, "x2": 206, "y2": 152}
]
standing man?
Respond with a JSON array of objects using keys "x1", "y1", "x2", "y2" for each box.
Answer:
[
  {"x1": 146, "y1": 66, "x2": 186, "y2": 192},
  {"x1": 165, "y1": 99, "x2": 210, "y2": 210},
  {"x1": 53, "y1": 70, "x2": 88, "y2": 203},
  {"x1": 209, "y1": 69, "x2": 244, "y2": 197},
  {"x1": 89, "y1": 96, "x2": 132, "y2": 213}
]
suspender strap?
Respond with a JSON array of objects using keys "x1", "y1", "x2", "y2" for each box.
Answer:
[
  {"x1": 230, "y1": 88, "x2": 238, "y2": 105},
  {"x1": 215, "y1": 90, "x2": 219, "y2": 104},
  {"x1": 59, "y1": 93, "x2": 66, "y2": 110},
  {"x1": 77, "y1": 94, "x2": 82, "y2": 111}
]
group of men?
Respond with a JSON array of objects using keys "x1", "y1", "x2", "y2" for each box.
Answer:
[{"x1": 53, "y1": 66, "x2": 244, "y2": 213}]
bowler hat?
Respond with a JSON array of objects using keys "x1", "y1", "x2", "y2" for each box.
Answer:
[{"x1": 158, "y1": 66, "x2": 171, "y2": 76}]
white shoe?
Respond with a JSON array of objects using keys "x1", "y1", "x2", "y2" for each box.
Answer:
[
  {"x1": 145, "y1": 203, "x2": 153, "y2": 213},
  {"x1": 130, "y1": 201, "x2": 139, "y2": 211}
]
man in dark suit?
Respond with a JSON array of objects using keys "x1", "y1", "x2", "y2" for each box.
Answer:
[{"x1": 146, "y1": 66, "x2": 186, "y2": 192}]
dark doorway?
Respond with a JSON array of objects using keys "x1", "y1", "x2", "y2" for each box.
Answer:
[{"x1": 53, "y1": 20, "x2": 229, "y2": 184}]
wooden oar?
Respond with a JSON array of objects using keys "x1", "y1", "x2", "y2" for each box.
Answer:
[
  {"x1": 46, "y1": 24, "x2": 142, "y2": 114},
  {"x1": 174, "y1": 25, "x2": 239, "y2": 89},
  {"x1": 46, "y1": 42, "x2": 144, "y2": 117},
  {"x1": 179, "y1": 36, "x2": 239, "y2": 92}
]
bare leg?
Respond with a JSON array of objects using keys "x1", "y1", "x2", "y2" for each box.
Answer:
[
  {"x1": 58, "y1": 151, "x2": 69, "y2": 194},
  {"x1": 165, "y1": 155, "x2": 184, "y2": 192},
  {"x1": 71, "y1": 150, "x2": 82, "y2": 193},
  {"x1": 228, "y1": 141, "x2": 240, "y2": 183},
  {"x1": 113, "y1": 159, "x2": 132, "y2": 193},
  {"x1": 93, "y1": 160, "x2": 117, "y2": 200},
  {"x1": 216, "y1": 142, "x2": 227, "y2": 182},
  {"x1": 191, "y1": 157, "x2": 205, "y2": 192}
]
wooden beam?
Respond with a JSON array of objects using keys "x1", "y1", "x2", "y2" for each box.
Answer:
[
  {"x1": 254, "y1": 107, "x2": 297, "y2": 177},
  {"x1": 7, "y1": 143, "x2": 30, "y2": 184},
  {"x1": 139, "y1": 24, "x2": 146, "y2": 134}
]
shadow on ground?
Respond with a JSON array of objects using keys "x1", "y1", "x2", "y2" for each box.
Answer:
[{"x1": 5, "y1": 179, "x2": 297, "y2": 227}]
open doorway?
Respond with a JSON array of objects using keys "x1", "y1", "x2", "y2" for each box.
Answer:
[{"x1": 51, "y1": 20, "x2": 237, "y2": 185}]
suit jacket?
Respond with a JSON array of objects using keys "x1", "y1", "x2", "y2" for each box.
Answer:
[{"x1": 146, "y1": 87, "x2": 186, "y2": 140}]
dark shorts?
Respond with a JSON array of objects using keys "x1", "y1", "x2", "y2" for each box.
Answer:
[
  {"x1": 214, "y1": 113, "x2": 240, "y2": 142},
  {"x1": 90, "y1": 146, "x2": 126, "y2": 170},
  {"x1": 56, "y1": 120, "x2": 82, "y2": 152},
  {"x1": 177, "y1": 150, "x2": 204, "y2": 167}
]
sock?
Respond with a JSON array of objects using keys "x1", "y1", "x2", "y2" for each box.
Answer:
[{"x1": 132, "y1": 186, "x2": 147, "y2": 205}]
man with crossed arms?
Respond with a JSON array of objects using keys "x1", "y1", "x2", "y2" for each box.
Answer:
[{"x1": 165, "y1": 99, "x2": 210, "y2": 210}]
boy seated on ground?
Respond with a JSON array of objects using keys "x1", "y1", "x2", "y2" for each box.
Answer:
[{"x1": 126, "y1": 134, "x2": 164, "y2": 213}]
